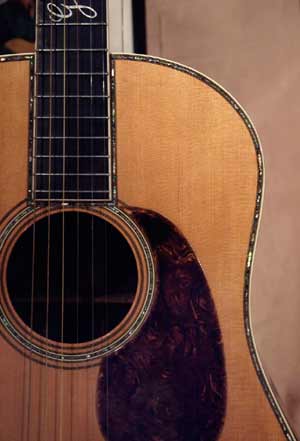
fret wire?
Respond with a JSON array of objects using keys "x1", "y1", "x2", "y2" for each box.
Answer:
[
  {"x1": 35, "y1": 116, "x2": 110, "y2": 120},
  {"x1": 34, "y1": 0, "x2": 112, "y2": 202},
  {"x1": 35, "y1": 95, "x2": 109, "y2": 98},
  {"x1": 35, "y1": 197, "x2": 111, "y2": 200},
  {"x1": 35, "y1": 198, "x2": 111, "y2": 202},
  {"x1": 35, "y1": 155, "x2": 110, "y2": 158},
  {"x1": 35, "y1": 173, "x2": 110, "y2": 176},
  {"x1": 37, "y1": 49, "x2": 108, "y2": 52},
  {"x1": 35, "y1": 73, "x2": 108, "y2": 76},
  {"x1": 91, "y1": 0, "x2": 96, "y2": 203},
  {"x1": 104, "y1": 0, "x2": 112, "y2": 200},
  {"x1": 35, "y1": 117, "x2": 108, "y2": 120},
  {"x1": 37, "y1": 23, "x2": 107, "y2": 26},
  {"x1": 35, "y1": 136, "x2": 110, "y2": 140},
  {"x1": 35, "y1": 190, "x2": 109, "y2": 193}
]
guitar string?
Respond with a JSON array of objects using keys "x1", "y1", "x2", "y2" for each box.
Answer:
[
  {"x1": 37, "y1": 3, "x2": 55, "y2": 439},
  {"x1": 87, "y1": 0, "x2": 105, "y2": 435},
  {"x1": 88, "y1": 0, "x2": 93, "y2": 436},
  {"x1": 53, "y1": 15, "x2": 59, "y2": 440},
  {"x1": 21, "y1": 1, "x2": 35, "y2": 436},
  {"x1": 59, "y1": 7, "x2": 67, "y2": 441},
  {"x1": 86, "y1": 0, "x2": 94, "y2": 435},
  {"x1": 100, "y1": 0, "x2": 111, "y2": 439},
  {"x1": 26, "y1": 163, "x2": 37, "y2": 441},
  {"x1": 104, "y1": 2, "x2": 124, "y2": 436},
  {"x1": 103, "y1": 2, "x2": 125, "y2": 435},
  {"x1": 73, "y1": 5, "x2": 81, "y2": 441},
  {"x1": 25, "y1": 3, "x2": 124, "y2": 439},
  {"x1": 24, "y1": 2, "x2": 43, "y2": 439},
  {"x1": 27, "y1": 205, "x2": 36, "y2": 441}
]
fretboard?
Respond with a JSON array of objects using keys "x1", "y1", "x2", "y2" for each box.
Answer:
[{"x1": 33, "y1": 0, "x2": 112, "y2": 203}]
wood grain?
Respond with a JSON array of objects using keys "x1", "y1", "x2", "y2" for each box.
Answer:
[
  {"x1": 115, "y1": 58, "x2": 286, "y2": 440},
  {"x1": 0, "y1": 56, "x2": 287, "y2": 440},
  {"x1": 0, "y1": 60, "x2": 28, "y2": 214}
]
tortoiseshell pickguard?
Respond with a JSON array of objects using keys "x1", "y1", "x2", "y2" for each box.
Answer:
[{"x1": 97, "y1": 207, "x2": 226, "y2": 441}]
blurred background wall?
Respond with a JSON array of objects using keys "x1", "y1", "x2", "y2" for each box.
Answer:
[
  {"x1": 109, "y1": 0, "x2": 133, "y2": 52},
  {"x1": 146, "y1": 0, "x2": 300, "y2": 435}
]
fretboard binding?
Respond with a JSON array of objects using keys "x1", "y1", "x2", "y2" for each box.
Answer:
[
  {"x1": 37, "y1": 22, "x2": 107, "y2": 26},
  {"x1": 35, "y1": 136, "x2": 110, "y2": 140},
  {"x1": 35, "y1": 72, "x2": 108, "y2": 76},
  {"x1": 36, "y1": 49, "x2": 108, "y2": 52}
]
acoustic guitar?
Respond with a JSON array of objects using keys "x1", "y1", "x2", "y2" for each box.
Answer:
[{"x1": 0, "y1": 1, "x2": 295, "y2": 440}]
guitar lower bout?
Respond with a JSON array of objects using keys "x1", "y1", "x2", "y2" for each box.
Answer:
[
  {"x1": 0, "y1": 200, "x2": 226, "y2": 441},
  {"x1": 0, "y1": 53, "x2": 294, "y2": 440}
]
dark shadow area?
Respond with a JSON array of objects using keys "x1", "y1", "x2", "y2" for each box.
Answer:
[
  {"x1": 0, "y1": 0, "x2": 34, "y2": 54},
  {"x1": 132, "y1": 0, "x2": 147, "y2": 54}
]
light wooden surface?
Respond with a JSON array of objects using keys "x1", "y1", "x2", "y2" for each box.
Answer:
[
  {"x1": 115, "y1": 58, "x2": 285, "y2": 440},
  {"x1": 0, "y1": 60, "x2": 28, "y2": 213},
  {"x1": 146, "y1": 1, "x2": 300, "y2": 436},
  {"x1": 0, "y1": 56, "x2": 286, "y2": 439}
]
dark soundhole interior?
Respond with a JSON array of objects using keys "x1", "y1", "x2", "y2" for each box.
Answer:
[{"x1": 6, "y1": 212, "x2": 138, "y2": 344}]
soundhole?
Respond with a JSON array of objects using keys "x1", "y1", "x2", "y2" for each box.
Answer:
[{"x1": 6, "y1": 211, "x2": 138, "y2": 344}]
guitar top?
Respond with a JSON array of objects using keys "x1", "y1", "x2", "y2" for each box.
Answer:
[{"x1": 0, "y1": 1, "x2": 295, "y2": 440}]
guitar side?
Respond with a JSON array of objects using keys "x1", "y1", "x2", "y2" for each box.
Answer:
[{"x1": 0, "y1": 54, "x2": 294, "y2": 440}]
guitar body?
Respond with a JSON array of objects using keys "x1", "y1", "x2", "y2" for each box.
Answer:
[{"x1": 0, "y1": 54, "x2": 291, "y2": 440}]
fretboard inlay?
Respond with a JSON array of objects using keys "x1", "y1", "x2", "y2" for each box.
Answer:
[{"x1": 33, "y1": 0, "x2": 112, "y2": 202}]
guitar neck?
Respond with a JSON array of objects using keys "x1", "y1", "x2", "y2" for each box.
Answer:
[{"x1": 33, "y1": 0, "x2": 113, "y2": 203}]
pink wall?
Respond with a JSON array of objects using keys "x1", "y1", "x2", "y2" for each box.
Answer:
[{"x1": 146, "y1": 0, "x2": 300, "y2": 434}]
